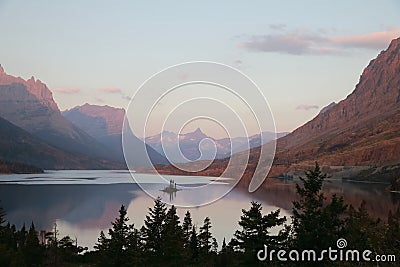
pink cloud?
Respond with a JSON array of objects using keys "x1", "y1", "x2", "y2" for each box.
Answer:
[
  {"x1": 240, "y1": 28, "x2": 400, "y2": 55},
  {"x1": 102, "y1": 87, "x2": 122, "y2": 93},
  {"x1": 296, "y1": 104, "x2": 319, "y2": 111},
  {"x1": 329, "y1": 28, "x2": 400, "y2": 49},
  {"x1": 53, "y1": 87, "x2": 80, "y2": 94}
]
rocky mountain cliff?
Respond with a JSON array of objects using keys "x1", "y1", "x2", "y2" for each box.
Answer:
[
  {"x1": 63, "y1": 103, "x2": 127, "y2": 137},
  {"x1": 0, "y1": 67, "x2": 118, "y2": 162},
  {"x1": 63, "y1": 103, "x2": 168, "y2": 167},
  {"x1": 273, "y1": 37, "x2": 400, "y2": 167},
  {"x1": 0, "y1": 65, "x2": 57, "y2": 110}
]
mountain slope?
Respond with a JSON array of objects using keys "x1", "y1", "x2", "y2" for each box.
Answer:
[
  {"x1": 63, "y1": 103, "x2": 168, "y2": 167},
  {"x1": 0, "y1": 116, "x2": 123, "y2": 169},
  {"x1": 272, "y1": 37, "x2": 400, "y2": 167},
  {"x1": 0, "y1": 66, "x2": 119, "y2": 162}
]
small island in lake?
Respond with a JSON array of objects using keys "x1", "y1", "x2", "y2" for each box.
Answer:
[{"x1": 161, "y1": 179, "x2": 181, "y2": 193}]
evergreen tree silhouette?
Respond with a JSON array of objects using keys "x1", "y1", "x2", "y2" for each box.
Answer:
[
  {"x1": 232, "y1": 201, "x2": 287, "y2": 265},
  {"x1": 95, "y1": 204, "x2": 136, "y2": 267},
  {"x1": 161, "y1": 205, "x2": 184, "y2": 266},
  {"x1": 23, "y1": 222, "x2": 42, "y2": 267},
  {"x1": 143, "y1": 196, "x2": 167, "y2": 265},
  {"x1": 291, "y1": 162, "x2": 347, "y2": 252}
]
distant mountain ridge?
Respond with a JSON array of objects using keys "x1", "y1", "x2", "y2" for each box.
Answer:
[
  {"x1": 63, "y1": 103, "x2": 168, "y2": 167},
  {"x1": 145, "y1": 128, "x2": 288, "y2": 163}
]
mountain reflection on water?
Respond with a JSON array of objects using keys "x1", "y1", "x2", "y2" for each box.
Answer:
[{"x1": 0, "y1": 170, "x2": 397, "y2": 249}]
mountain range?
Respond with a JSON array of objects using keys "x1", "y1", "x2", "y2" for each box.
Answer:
[
  {"x1": 0, "y1": 66, "x2": 116, "y2": 162},
  {"x1": 0, "y1": 66, "x2": 166, "y2": 170},
  {"x1": 151, "y1": 37, "x2": 400, "y2": 186},
  {"x1": 63, "y1": 104, "x2": 167, "y2": 167},
  {"x1": 1, "y1": 37, "x2": 399, "y2": 178},
  {"x1": 144, "y1": 128, "x2": 287, "y2": 163}
]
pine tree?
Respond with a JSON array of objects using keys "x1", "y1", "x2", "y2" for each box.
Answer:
[
  {"x1": 58, "y1": 235, "x2": 87, "y2": 264},
  {"x1": 188, "y1": 226, "x2": 199, "y2": 263},
  {"x1": 182, "y1": 211, "x2": 193, "y2": 248},
  {"x1": 386, "y1": 205, "x2": 400, "y2": 255},
  {"x1": 143, "y1": 197, "x2": 167, "y2": 265},
  {"x1": 198, "y1": 217, "x2": 216, "y2": 265},
  {"x1": 345, "y1": 201, "x2": 384, "y2": 253},
  {"x1": 16, "y1": 223, "x2": 27, "y2": 249},
  {"x1": 211, "y1": 237, "x2": 218, "y2": 253},
  {"x1": 232, "y1": 201, "x2": 287, "y2": 264},
  {"x1": 218, "y1": 238, "x2": 228, "y2": 267},
  {"x1": 291, "y1": 162, "x2": 347, "y2": 251},
  {"x1": 95, "y1": 204, "x2": 137, "y2": 267},
  {"x1": 161, "y1": 205, "x2": 184, "y2": 266},
  {"x1": 198, "y1": 217, "x2": 213, "y2": 254},
  {"x1": 23, "y1": 222, "x2": 42, "y2": 267}
]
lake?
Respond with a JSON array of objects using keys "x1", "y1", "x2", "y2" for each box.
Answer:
[{"x1": 0, "y1": 170, "x2": 397, "y2": 250}]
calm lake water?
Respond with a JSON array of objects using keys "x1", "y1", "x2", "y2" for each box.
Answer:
[{"x1": 0, "y1": 170, "x2": 397, "y2": 250}]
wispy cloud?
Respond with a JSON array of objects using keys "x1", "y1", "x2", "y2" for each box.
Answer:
[
  {"x1": 269, "y1": 23, "x2": 287, "y2": 31},
  {"x1": 102, "y1": 87, "x2": 122, "y2": 93},
  {"x1": 101, "y1": 87, "x2": 131, "y2": 101},
  {"x1": 329, "y1": 29, "x2": 400, "y2": 49},
  {"x1": 296, "y1": 104, "x2": 319, "y2": 111},
  {"x1": 53, "y1": 87, "x2": 80, "y2": 94},
  {"x1": 240, "y1": 28, "x2": 400, "y2": 55}
]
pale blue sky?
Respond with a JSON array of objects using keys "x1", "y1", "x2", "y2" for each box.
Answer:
[{"x1": 1, "y1": 0, "x2": 399, "y2": 136}]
